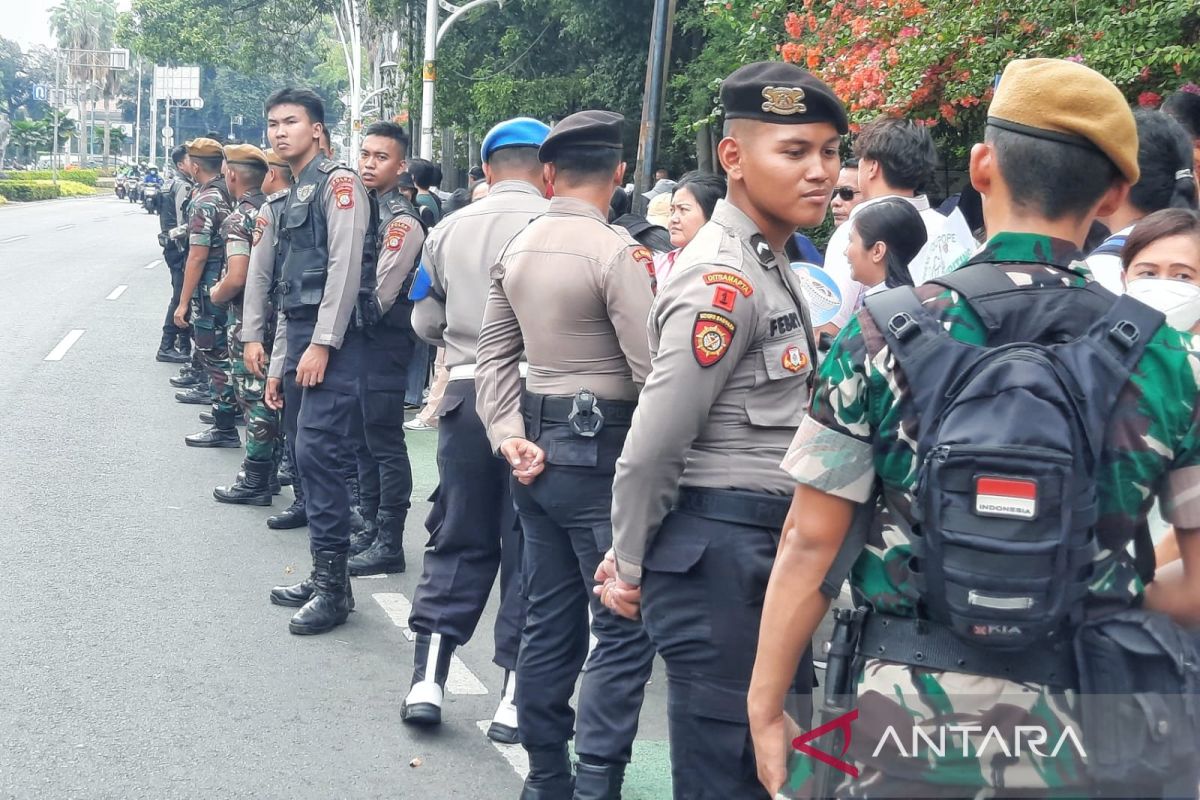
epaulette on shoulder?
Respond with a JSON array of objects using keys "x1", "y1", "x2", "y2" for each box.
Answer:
[
  {"x1": 266, "y1": 188, "x2": 289, "y2": 202},
  {"x1": 317, "y1": 160, "x2": 350, "y2": 174}
]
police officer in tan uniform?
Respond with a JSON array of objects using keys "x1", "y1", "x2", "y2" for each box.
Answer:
[
  {"x1": 475, "y1": 110, "x2": 658, "y2": 800},
  {"x1": 597, "y1": 62, "x2": 847, "y2": 799},
  {"x1": 403, "y1": 117, "x2": 551, "y2": 743}
]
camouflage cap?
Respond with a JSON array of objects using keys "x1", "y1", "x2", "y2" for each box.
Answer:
[
  {"x1": 223, "y1": 143, "x2": 268, "y2": 169},
  {"x1": 988, "y1": 58, "x2": 1139, "y2": 184},
  {"x1": 186, "y1": 137, "x2": 224, "y2": 158}
]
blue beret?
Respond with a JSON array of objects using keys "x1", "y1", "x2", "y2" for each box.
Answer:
[{"x1": 481, "y1": 117, "x2": 552, "y2": 163}]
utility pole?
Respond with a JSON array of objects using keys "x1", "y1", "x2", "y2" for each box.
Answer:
[
  {"x1": 134, "y1": 59, "x2": 142, "y2": 161},
  {"x1": 633, "y1": 0, "x2": 677, "y2": 212},
  {"x1": 419, "y1": 0, "x2": 504, "y2": 160}
]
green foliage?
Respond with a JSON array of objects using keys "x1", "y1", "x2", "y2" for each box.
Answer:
[
  {"x1": 0, "y1": 179, "x2": 94, "y2": 200},
  {"x1": 15, "y1": 169, "x2": 100, "y2": 185}
]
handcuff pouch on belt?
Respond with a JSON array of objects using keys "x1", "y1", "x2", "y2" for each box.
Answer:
[{"x1": 568, "y1": 388, "x2": 604, "y2": 438}]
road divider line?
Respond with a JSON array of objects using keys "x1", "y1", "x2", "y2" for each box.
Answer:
[
  {"x1": 371, "y1": 592, "x2": 489, "y2": 695},
  {"x1": 0, "y1": 234, "x2": 28, "y2": 245},
  {"x1": 477, "y1": 720, "x2": 530, "y2": 779},
  {"x1": 144, "y1": 260, "x2": 161, "y2": 270},
  {"x1": 106, "y1": 285, "x2": 128, "y2": 301},
  {"x1": 55, "y1": 223, "x2": 75, "y2": 231},
  {"x1": 45, "y1": 329, "x2": 85, "y2": 361}
]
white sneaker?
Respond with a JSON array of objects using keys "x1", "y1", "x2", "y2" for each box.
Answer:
[
  {"x1": 404, "y1": 418, "x2": 435, "y2": 431},
  {"x1": 486, "y1": 671, "x2": 519, "y2": 744}
]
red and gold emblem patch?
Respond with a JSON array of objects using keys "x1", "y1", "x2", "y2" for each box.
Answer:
[
  {"x1": 703, "y1": 271, "x2": 753, "y2": 297},
  {"x1": 331, "y1": 175, "x2": 355, "y2": 210},
  {"x1": 385, "y1": 219, "x2": 410, "y2": 251},
  {"x1": 712, "y1": 285, "x2": 737, "y2": 312},
  {"x1": 631, "y1": 246, "x2": 657, "y2": 292},
  {"x1": 781, "y1": 343, "x2": 808, "y2": 373},
  {"x1": 252, "y1": 215, "x2": 268, "y2": 247},
  {"x1": 692, "y1": 311, "x2": 736, "y2": 368}
]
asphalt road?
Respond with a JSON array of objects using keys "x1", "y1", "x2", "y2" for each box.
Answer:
[{"x1": 0, "y1": 194, "x2": 672, "y2": 799}]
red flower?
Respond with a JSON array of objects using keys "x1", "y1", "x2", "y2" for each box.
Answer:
[
  {"x1": 785, "y1": 11, "x2": 804, "y2": 39},
  {"x1": 1139, "y1": 65, "x2": 1152, "y2": 82},
  {"x1": 1138, "y1": 91, "x2": 1163, "y2": 108}
]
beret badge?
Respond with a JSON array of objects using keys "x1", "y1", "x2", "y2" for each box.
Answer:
[{"x1": 761, "y1": 86, "x2": 807, "y2": 116}]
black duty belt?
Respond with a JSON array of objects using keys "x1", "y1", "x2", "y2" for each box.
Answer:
[
  {"x1": 674, "y1": 487, "x2": 790, "y2": 531},
  {"x1": 524, "y1": 394, "x2": 637, "y2": 427},
  {"x1": 282, "y1": 307, "x2": 318, "y2": 322},
  {"x1": 858, "y1": 613, "x2": 1078, "y2": 689}
]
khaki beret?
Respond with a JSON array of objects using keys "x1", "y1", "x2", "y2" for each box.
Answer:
[
  {"x1": 262, "y1": 148, "x2": 289, "y2": 170},
  {"x1": 186, "y1": 137, "x2": 224, "y2": 158},
  {"x1": 223, "y1": 143, "x2": 268, "y2": 169},
  {"x1": 988, "y1": 58, "x2": 1139, "y2": 184}
]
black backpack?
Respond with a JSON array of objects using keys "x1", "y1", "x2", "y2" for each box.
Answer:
[{"x1": 863, "y1": 262, "x2": 1163, "y2": 651}]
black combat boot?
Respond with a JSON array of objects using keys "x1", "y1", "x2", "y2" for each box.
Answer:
[
  {"x1": 277, "y1": 448, "x2": 294, "y2": 486},
  {"x1": 175, "y1": 385, "x2": 212, "y2": 405},
  {"x1": 170, "y1": 367, "x2": 204, "y2": 388},
  {"x1": 520, "y1": 744, "x2": 575, "y2": 800},
  {"x1": 213, "y1": 458, "x2": 273, "y2": 506},
  {"x1": 401, "y1": 632, "x2": 456, "y2": 726},
  {"x1": 288, "y1": 550, "x2": 352, "y2": 635},
  {"x1": 175, "y1": 334, "x2": 191, "y2": 357},
  {"x1": 267, "y1": 479, "x2": 307, "y2": 529},
  {"x1": 348, "y1": 515, "x2": 378, "y2": 556},
  {"x1": 571, "y1": 761, "x2": 624, "y2": 800},
  {"x1": 184, "y1": 408, "x2": 241, "y2": 448},
  {"x1": 200, "y1": 409, "x2": 246, "y2": 426},
  {"x1": 156, "y1": 332, "x2": 188, "y2": 363},
  {"x1": 348, "y1": 511, "x2": 406, "y2": 575},
  {"x1": 269, "y1": 570, "x2": 314, "y2": 607}
]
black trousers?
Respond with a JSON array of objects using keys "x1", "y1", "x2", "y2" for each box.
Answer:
[
  {"x1": 357, "y1": 325, "x2": 414, "y2": 522},
  {"x1": 409, "y1": 380, "x2": 526, "y2": 670},
  {"x1": 284, "y1": 318, "x2": 363, "y2": 554},
  {"x1": 510, "y1": 417, "x2": 654, "y2": 764},
  {"x1": 641, "y1": 508, "x2": 815, "y2": 800},
  {"x1": 162, "y1": 251, "x2": 187, "y2": 337}
]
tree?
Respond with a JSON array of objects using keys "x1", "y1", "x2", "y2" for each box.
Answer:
[{"x1": 50, "y1": 0, "x2": 122, "y2": 165}]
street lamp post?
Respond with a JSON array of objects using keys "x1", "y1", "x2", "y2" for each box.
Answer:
[{"x1": 419, "y1": 0, "x2": 504, "y2": 160}]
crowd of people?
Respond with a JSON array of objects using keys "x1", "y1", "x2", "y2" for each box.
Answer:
[{"x1": 144, "y1": 54, "x2": 1200, "y2": 800}]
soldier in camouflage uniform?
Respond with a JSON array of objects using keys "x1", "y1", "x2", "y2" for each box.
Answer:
[
  {"x1": 749, "y1": 59, "x2": 1200, "y2": 798},
  {"x1": 209, "y1": 143, "x2": 278, "y2": 504},
  {"x1": 174, "y1": 137, "x2": 239, "y2": 448}
]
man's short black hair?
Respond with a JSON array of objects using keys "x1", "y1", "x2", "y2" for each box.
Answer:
[
  {"x1": 362, "y1": 121, "x2": 410, "y2": 157},
  {"x1": 408, "y1": 158, "x2": 440, "y2": 190},
  {"x1": 170, "y1": 145, "x2": 187, "y2": 166},
  {"x1": 986, "y1": 125, "x2": 1120, "y2": 221},
  {"x1": 468, "y1": 165, "x2": 485, "y2": 181},
  {"x1": 190, "y1": 154, "x2": 224, "y2": 175},
  {"x1": 1129, "y1": 110, "x2": 1198, "y2": 214},
  {"x1": 853, "y1": 117, "x2": 937, "y2": 192},
  {"x1": 487, "y1": 146, "x2": 542, "y2": 173},
  {"x1": 227, "y1": 161, "x2": 267, "y2": 188},
  {"x1": 551, "y1": 145, "x2": 621, "y2": 182},
  {"x1": 265, "y1": 88, "x2": 326, "y2": 126}
]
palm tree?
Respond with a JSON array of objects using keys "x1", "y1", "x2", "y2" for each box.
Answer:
[{"x1": 49, "y1": 0, "x2": 119, "y2": 165}]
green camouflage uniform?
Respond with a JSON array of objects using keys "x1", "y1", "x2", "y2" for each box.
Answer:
[
  {"x1": 221, "y1": 190, "x2": 278, "y2": 462},
  {"x1": 188, "y1": 177, "x2": 234, "y2": 415},
  {"x1": 782, "y1": 233, "x2": 1200, "y2": 797}
]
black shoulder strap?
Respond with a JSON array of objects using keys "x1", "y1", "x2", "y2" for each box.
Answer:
[
  {"x1": 928, "y1": 262, "x2": 1015, "y2": 332},
  {"x1": 317, "y1": 160, "x2": 346, "y2": 174}
]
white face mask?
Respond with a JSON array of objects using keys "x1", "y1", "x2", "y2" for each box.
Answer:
[{"x1": 1126, "y1": 278, "x2": 1200, "y2": 331}]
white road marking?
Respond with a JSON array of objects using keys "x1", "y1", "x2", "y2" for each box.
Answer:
[
  {"x1": 478, "y1": 720, "x2": 529, "y2": 779},
  {"x1": 55, "y1": 223, "x2": 75, "y2": 231},
  {"x1": 105, "y1": 285, "x2": 128, "y2": 300},
  {"x1": 371, "y1": 592, "x2": 489, "y2": 695},
  {"x1": 143, "y1": 260, "x2": 161, "y2": 269},
  {"x1": 44, "y1": 329, "x2": 85, "y2": 361},
  {"x1": 0, "y1": 235, "x2": 28, "y2": 244}
]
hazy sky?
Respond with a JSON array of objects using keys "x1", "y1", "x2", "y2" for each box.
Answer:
[{"x1": 5, "y1": 0, "x2": 133, "y2": 50}]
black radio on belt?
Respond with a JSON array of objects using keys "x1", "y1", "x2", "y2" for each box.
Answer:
[{"x1": 568, "y1": 388, "x2": 605, "y2": 438}]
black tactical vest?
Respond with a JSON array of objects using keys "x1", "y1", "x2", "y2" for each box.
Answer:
[
  {"x1": 278, "y1": 155, "x2": 376, "y2": 320},
  {"x1": 265, "y1": 188, "x2": 290, "y2": 306},
  {"x1": 375, "y1": 190, "x2": 423, "y2": 329}
]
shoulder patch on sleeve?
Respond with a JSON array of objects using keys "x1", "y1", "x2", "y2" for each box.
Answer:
[
  {"x1": 330, "y1": 174, "x2": 355, "y2": 211},
  {"x1": 703, "y1": 271, "x2": 754, "y2": 296},
  {"x1": 408, "y1": 263, "x2": 433, "y2": 301},
  {"x1": 692, "y1": 311, "x2": 736, "y2": 368},
  {"x1": 631, "y1": 245, "x2": 657, "y2": 291},
  {"x1": 253, "y1": 214, "x2": 269, "y2": 247},
  {"x1": 384, "y1": 218, "x2": 412, "y2": 251}
]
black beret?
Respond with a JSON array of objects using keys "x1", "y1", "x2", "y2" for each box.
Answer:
[
  {"x1": 539, "y1": 110, "x2": 624, "y2": 163},
  {"x1": 720, "y1": 61, "x2": 848, "y2": 134}
]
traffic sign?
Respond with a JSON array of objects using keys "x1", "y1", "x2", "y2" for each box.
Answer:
[
  {"x1": 161, "y1": 126, "x2": 174, "y2": 138},
  {"x1": 33, "y1": 85, "x2": 48, "y2": 102}
]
